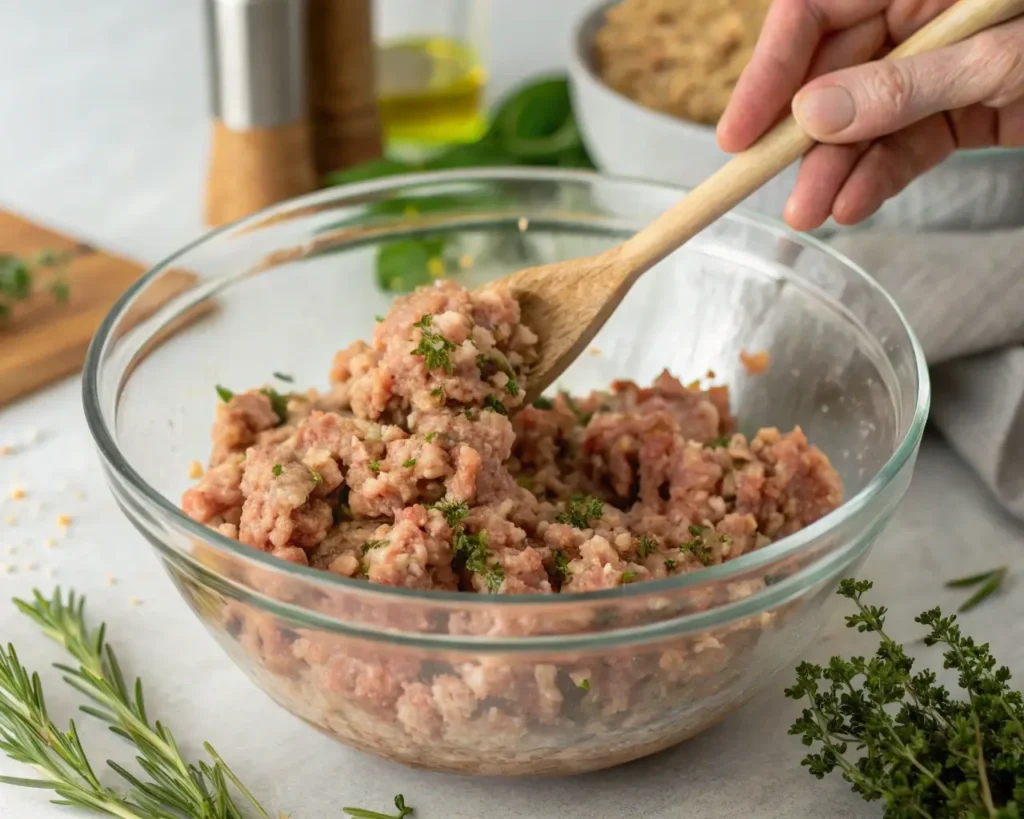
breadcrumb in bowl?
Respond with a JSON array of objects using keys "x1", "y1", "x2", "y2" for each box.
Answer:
[{"x1": 84, "y1": 170, "x2": 928, "y2": 775}]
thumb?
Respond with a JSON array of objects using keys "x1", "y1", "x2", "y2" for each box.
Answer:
[{"x1": 791, "y1": 20, "x2": 1024, "y2": 143}]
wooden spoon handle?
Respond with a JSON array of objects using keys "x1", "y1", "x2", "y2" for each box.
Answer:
[{"x1": 619, "y1": 0, "x2": 1024, "y2": 274}]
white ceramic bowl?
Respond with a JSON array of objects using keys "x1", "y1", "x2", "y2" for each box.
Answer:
[{"x1": 569, "y1": 0, "x2": 1024, "y2": 231}]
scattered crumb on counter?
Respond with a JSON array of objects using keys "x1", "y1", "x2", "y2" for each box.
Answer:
[
  {"x1": 128, "y1": 597, "x2": 142, "y2": 607},
  {"x1": 105, "y1": 575, "x2": 117, "y2": 586},
  {"x1": 518, "y1": 217, "x2": 529, "y2": 232},
  {"x1": 44, "y1": 539, "x2": 56, "y2": 549},
  {"x1": 0, "y1": 445, "x2": 13, "y2": 456},
  {"x1": 10, "y1": 487, "x2": 25, "y2": 501},
  {"x1": 21, "y1": 562, "x2": 35, "y2": 572},
  {"x1": 588, "y1": 346, "x2": 601, "y2": 357},
  {"x1": 188, "y1": 460, "x2": 204, "y2": 479},
  {"x1": 739, "y1": 349, "x2": 770, "y2": 375},
  {"x1": 56, "y1": 514, "x2": 72, "y2": 528},
  {"x1": 705, "y1": 369, "x2": 716, "y2": 379},
  {"x1": 0, "y1": 564, "x2": 11, "y2": 574}
]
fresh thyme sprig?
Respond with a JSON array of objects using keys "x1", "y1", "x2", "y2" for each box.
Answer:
[
  {"x1": 787, "y1": 578, "x2": 1024, "y2": 817},
  {"x1": 1, "y1": 588, "x2": 416, "y2": 819}
]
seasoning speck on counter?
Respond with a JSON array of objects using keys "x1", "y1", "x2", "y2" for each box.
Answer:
[
  {"x1": 44, "y1": 538, "x2": 56, "y2": 549},
  {"x1": 105, "y1": 575, "x2": 117, "y2": 586},
  {"x1": 0, "y1": 445, "x2": 14, "y2": 456},
  {"x1": 56, "y1": 514, "x2": 72, "y2": 528},
  {"x1": 188, "y1": 460, "x2": 205, "y2": 479},
  {"x1": 128, "y1": 597, "x2": 143, "y2": 607},
  {"x1": 9, "y1": 487, "x2": 25, "y2": 501}
]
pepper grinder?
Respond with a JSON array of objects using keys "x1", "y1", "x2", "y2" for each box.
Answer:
[
  {"x1": 203, "y1": 0, "x2": 317, "y2": 227},
  {"x1": 307, "y1": 0, "x2": 383, "y2": 175}
]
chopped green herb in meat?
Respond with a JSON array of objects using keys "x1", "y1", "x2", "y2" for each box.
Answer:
[
  {"x1": 411, "y1": 314, "x2": 456, "y2": 375},
  {"x1": 556, "y1": 495, "x2": 604, "y2": 529}
]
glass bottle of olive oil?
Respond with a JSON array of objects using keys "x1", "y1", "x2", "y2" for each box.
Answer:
[{"x1": 374, "y1": 0, "x2": 489, "y2": 159}]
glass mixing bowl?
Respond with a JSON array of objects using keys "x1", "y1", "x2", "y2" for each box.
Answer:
[{"x1": 83, "y1": 169, "x2": 929, "y2": 776}]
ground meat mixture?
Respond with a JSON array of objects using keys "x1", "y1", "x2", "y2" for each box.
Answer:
[
  {"x1": 594, "y1": 0, "x2": 772, "y2": 125},
  {"x1": 183, "y1": 280, "x2": 841, "y2": 595}
]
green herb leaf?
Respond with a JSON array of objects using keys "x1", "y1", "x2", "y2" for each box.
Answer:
[
  {"x1": 411, "y1": 313, "x2": 457, "y2": 375},
  {"x1": 532, "y1": 396, "x2": 554, "y2": 410},
  {"x1": 555, "y1": 495, "x2": 603, "y2": 529},
  {"x1": 554, "y1": 549, "x2": 571, "y2": 580},
  {"x1": 402, "y1": 458, "x2": 417, "y2": 468},
  {"x1": 310, "y1": 468, "x2": 324, "y2": 486},
  {"x1": 260, "y1": 387, "x2": 289, "y2": 424},
  {"x1": 362, "y1": 540, "x2": 388, "y2": 553},
  {"x1": 945, "y1": 567, "x2": 1005, "y2": 588},
  {"x1": 272, "y1": 463, "x2": 283, "y2": 477},
  {"x1": 621, "y1": 571, "x2": 637, "y2": 584},
  {"x1": 216, "y1": 384, "x2": 234, "y2": 402},
  {"x1": 273, "y1": 372, "x2": 294, "y2": 383},
  {"x1": 636, "y1": 534, "x2": 657, "y2": 559},
  {"x1": 707, "y1": 435, "x2": 732, "y2": 449},
  {"x1": 560, "y1": 391, "x2": 592, "y2": 426},
  {"x1": 377, "y1": 236, "x2": 447, "y2": 294},
  {"x1": 957, "y1": 567, "x2": 1007, "y2": 612},
  {"x1": 368, "y1": 460, "x2": 381, "y2": 473},
  {"x1": 431, "y1": 498, "x2": 470, "y2": 530},
  {"x1": 664, "y1": 558, "x2": 677, "y2": 570},
  {"x1": 342, "y1": 793, "x2": 415, "y2": 819},
  {"x1": 483, "y1": 395, "x2": 508, "y2": 415},
  {"x1": 576, "y1": 678, "x2": 590, "y2": 691},
  {"x1": 423, "y1": 432, "x2": 437, "y2": 443}
]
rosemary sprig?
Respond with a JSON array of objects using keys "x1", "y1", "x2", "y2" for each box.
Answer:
[
  {"x1": 945, "y1": 566, "x2": 1007, "y2": 612},
  {"x1": 13, "y1": 588, "x2": 269, "y2": 819},
  {"x1": 1, "y1": 588, "x2": 416, "y2": 819}
]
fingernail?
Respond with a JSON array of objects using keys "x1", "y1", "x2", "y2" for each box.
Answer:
[{"x1": 794, "y1": 86, "x2": 855, "y2": 137}]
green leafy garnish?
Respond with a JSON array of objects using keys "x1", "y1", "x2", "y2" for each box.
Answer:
[
  {"x1": 423, "y1": 432, "x2": 437, "y2": 443},
  {"x1": 272, "y1": 372, "x2": 294, "y2": 383},
  {"x1": 555, "y1": 495, "x2": 603, "y2": 529},
  {"x1": 636, "y1": 534, "x2": 658, "y2": 559},
  {"x1": 478, "y1": 354, "x2": 520, "y2": 397},
  {"x1": 431, "y1": 498, "x2": 470, "y2": 531},
  {"x1": 664, "y1": 558, "x2": 677, "y2": 570},
  {"x1": 215, "y1": 384, "x2": 234, "y2": 403},
  {"x1": 362, "y1": 540, "x2": 388, "y2": 553},
  {"x1": 259, "y1": 387, "x2": 289, "y2": 424},
  {"x1": 401, "y1": 458, "x2": 417, "y2": 468},
  {"x1": 343, "y1": 794, "x2": 414, "y2": 819},
  {"x1": 945, "y1": 566, "x2": 1007, "y2": 612},
  {"x1": 411, "y1": 314, "x2": 457, "y2": 375},
  {"x1": 368, "y1": 460, "x2": 381, "y2": 473},
  {"x1": 309, "y1": 468, "x2": 324, "y2": 486},
  {"x1": 576, "y1": 678, "x2": 590, "y2": 691},
  {"x1": 681, "y1": 525, "x2": 712, "y2": 566},
  {"x1": 483, "y1": 395, "x2": 508, "y2": 415},
  {"x1": 707, "y1": 434, "x2": 732, "y2": 448},
  {"x1": 374, "y1": 314, "x2": 385, "y2": 322},
  {"x1": 560, "y1": 391, "x2": 592, "y2": 426},
  {"x1": 0, "y1": 249, "x2": 71, "y2": 325},
  {"x1": 621, "y1": 571, "x2": 637, "y2": 584},
  {"x1": 787, "y1": 578, "x2": 1024, "y2": 817},
  {"x1": 271, "y1": 463, "x2": 284, "y2": 477},
  {"x1": 532, "y1": 396, "x2": 554, "y2": 410},
  {"x1": 554, "y1": 549, "x2": 571, "y2": 580}
]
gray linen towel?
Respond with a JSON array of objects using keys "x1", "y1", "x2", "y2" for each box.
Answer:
[{"x1": 828, "y1": 229, "x2": 1024, "y2": 520}]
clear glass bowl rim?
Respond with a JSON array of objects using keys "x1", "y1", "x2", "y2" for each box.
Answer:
[{"x1": 82, "y1": 167, "x2": 931, "y2": 618}]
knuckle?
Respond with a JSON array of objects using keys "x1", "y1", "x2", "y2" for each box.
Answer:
[
  {"x1": 863, "y1": 61, "x2": 914, "y2": 116},
  {"x1": 969, "y1": 31, "x2": 1024, "y2": 106}
]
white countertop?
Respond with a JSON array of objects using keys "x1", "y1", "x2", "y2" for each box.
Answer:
[{"x1": 2, "y1": 2, "x2": 1024, "y2": 818}]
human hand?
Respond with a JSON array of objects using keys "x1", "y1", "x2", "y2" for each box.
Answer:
[{"x1": 716, "y1": 0, "x2": 1024, "y2": 230}]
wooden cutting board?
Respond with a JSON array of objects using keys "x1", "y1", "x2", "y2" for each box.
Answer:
[{"x1": 0, "y1": 208, "x2": 198, "y2": 407}]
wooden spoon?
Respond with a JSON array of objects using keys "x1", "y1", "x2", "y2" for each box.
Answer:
[{"x1": 497, "y1": 0, "x2": 1024, "y2": 405}]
